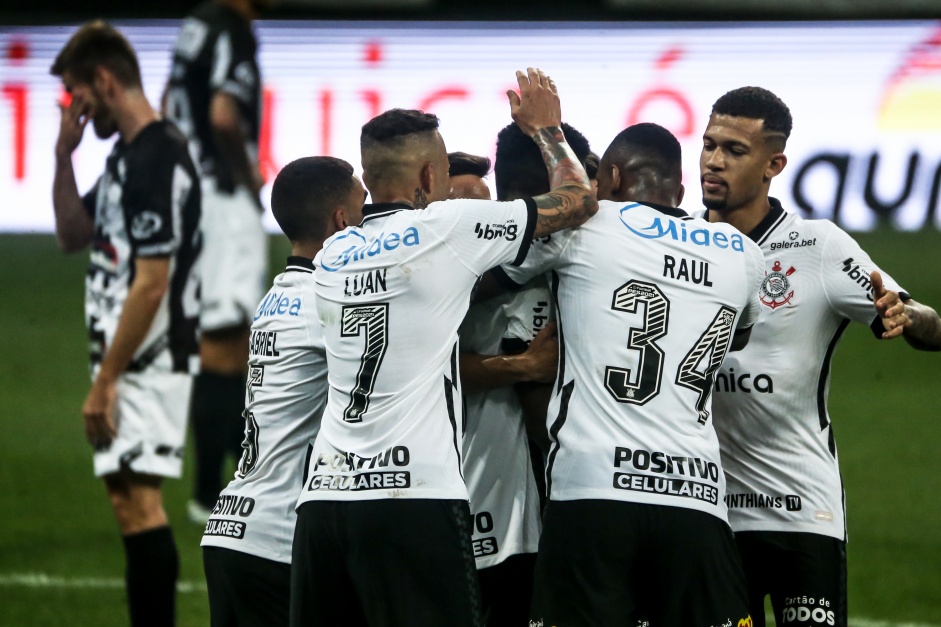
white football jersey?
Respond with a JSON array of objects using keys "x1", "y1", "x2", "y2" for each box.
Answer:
[
  {"x1": 699, "y1": 200, "x2": 904, "y2": 540},
  {"x1": 201, "y1": 257, "x2": 327, "y2": 563},
  {"x1": 500, "y1": 200, "x2": 764, "y2": 522},
  {"x1": 298, "y1": 199, "x2": 536, "y2": 505},
  {"x1": 461, "y1": 281, "x2": 550, "y2": 569}
]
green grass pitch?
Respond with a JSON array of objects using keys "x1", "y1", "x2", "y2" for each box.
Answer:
[{"x1": 0, "y1": 230, "x2": 938, "y2": 626}]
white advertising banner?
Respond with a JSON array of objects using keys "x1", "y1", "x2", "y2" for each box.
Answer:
[{"x1": 1, "y1": 20, "x2": 940, "y2": 232}]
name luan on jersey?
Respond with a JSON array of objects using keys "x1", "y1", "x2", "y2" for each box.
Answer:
[
  {"x1": 461, "y1": 283, "x2": 549, "y2": 569},
  {"x1": 499, "y1": 200, "x2": 764, "y2": 522},
  {"x1": 700, "y1": 199, "x2": 905, "y2": 540},
  {"x1": 297, "y1": 198, "x2": 537, "y2": 506},
  {"x1": 201, "y1": 257, "x2": 328, "y2": 564},
  {"x1": 82, "y1": 120, "x2": 201, "y2": 376}
]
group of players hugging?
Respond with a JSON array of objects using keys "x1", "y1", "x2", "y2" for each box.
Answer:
[{"x1": 50, "y1": 3, "x2": 941, "y2": 626}]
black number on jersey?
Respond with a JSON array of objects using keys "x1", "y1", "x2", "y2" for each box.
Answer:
[
  {"x1": 237, "y1": 411, "x2": 260, "y2": 478},
  {"x1": 341, "y1": 303, "x2": 389, "y2": 422},
  {"x1": 605, "y1": 280, "x2": 669, "y2": 404},
  {"x1": 605, "y1": 282, "x2": 739, "y2": 423},
  {"x1": 676, "y1": 306, "x2": 736, "y2": 425}
]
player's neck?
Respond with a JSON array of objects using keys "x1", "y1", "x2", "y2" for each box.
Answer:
[
  {"x1": 117, "y1": 91, "x2": 158, "y2": 145},
  {"x1": 292, "y1": 240, "x2": 325, "y2": 260},
  {"x1": 707, "y1": 196, "x2": 772, "y2": 237}
]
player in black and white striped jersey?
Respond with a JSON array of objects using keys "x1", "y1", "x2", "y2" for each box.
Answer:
[{"x1": 51, "y1": 22, "x2": 201, "y2": 626}]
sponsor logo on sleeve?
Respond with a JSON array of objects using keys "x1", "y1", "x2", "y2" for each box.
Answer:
[
  {"x1": 130, "y1": 211, "x2": 163, "y2": 240},
  {"x1": 474, "y1": 220, "x2": 518, "y2": 241},
  {"x1": 759, "y1": 261, "x2": 796, "y2": 309},
  {"x1": 839, "y1": 257, "x2": 874, "y2": 301}
]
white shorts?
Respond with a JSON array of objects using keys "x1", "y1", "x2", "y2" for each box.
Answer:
[
  {"x1": 199, "y1": 179, "x2": 268, "y2": 332},
  {"x1": 93, "y1": 371, "x2": 194, "y2": 478}
]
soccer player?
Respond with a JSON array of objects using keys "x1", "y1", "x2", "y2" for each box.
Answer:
[
  {"x1": 446, "y1": 142, "x2": 569, "y2": 626},
  {"x1": 163, "y1": 0, "x2": 270, "y2": 523},
  {"x1": 448, "y1": 151, "x2": 493, "y2": 201},
  {"x1": 51, "y1": 22, "x2": 201, "y2": 626},
  {"x1": 290, "y1": 68, "x2": 597, "y2": 627},
  {"x1": 495, "y1": 122, "x2": 764, "y2": 626},
  {"x1": 201, "y1": 157, "x2": 364, "y2": 626},
  {"x1": 699, "y1": 86, "x2": 941, "y2": 627}
]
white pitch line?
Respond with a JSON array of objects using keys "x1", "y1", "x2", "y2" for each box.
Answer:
[{"x1": 0, "y1": 572, "x2": 206, "y2": 594}]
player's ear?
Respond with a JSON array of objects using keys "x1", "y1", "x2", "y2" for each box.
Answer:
[
  {"x1": 675, "y1": 183, "x2": 685, "y2": 207},
  {"x1": 418, "y1": 161, "x2": 435, "y2": 195},
  {"x1": 609, "y1": 164, "x2": 622, "y2": 195},
  {"x1": 765, "y1": 153, "x2": 787, "y2": 182},
  {"x1": 332, "y1": 207, "x2": 348, "y2": 231}
]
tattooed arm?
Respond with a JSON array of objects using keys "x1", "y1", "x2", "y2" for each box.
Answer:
[{"x1": 508, "y1": 68, "x2": 598, "y2": 238}]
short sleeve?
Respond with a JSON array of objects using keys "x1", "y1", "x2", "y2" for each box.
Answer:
[
  {"x1": 497, "y1": 229, "x2": 574, "y2": 288},
  {"x1": 501, "y1": 278, "x2": 554, "y2": 350},
  {"x1": 209, "y1": 28, "x2": 258, "y2": 105},
  {"x1": 820, "y1": 223, "x2": 905, "y2": 332},
  {"x1": 738, "y1": 239, "x2": 765, "y2": 331},
  {"x1": 421, "y1": 197, "x2": 537, "y2": 276},
  {"x1": 123, "y1": 141, "x2": 195, "y2": 257},
  {"x1": 82, "y1": 177, "x2": 101, "y2": 219}
]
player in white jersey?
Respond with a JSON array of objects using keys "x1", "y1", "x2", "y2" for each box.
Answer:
[
  {"x1": 201, "y1": 157, "x2": 365, "y2": 626},
  {"x1": 447, "y1": 146, "x2": 565, "y2": 627},
  {"x1": 290, "y1": 68, "x2": 598, "y2": 627},
  {"x1": 496, "y1": 123, "x2": 763, "y2": 626},
  {"x1": 51, "y1": 23, "x2": 201, "y2": 626},
  {"x1": 697, "y1": 87, "x2": 941, "y2": 627}
]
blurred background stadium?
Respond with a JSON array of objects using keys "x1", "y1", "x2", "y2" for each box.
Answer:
[{"x1": 0, "y1": 1, "x2": 939, "y2": 625}]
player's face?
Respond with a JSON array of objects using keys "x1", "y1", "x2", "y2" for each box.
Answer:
[
  {"x1": 449, "y1": 175, "x2": 491, "y2": 200},
  {"x1": 63, "y1": 71, "x2": 118, "y2": 140},
  {"x1": 700, "y1": 113, "x2": 775, "y2": 211}
]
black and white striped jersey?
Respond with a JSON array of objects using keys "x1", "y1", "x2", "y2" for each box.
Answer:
[
  {"x1": 164, "y1": 1, "x2": 260, "y2": 193},
  {"x1": 499, "y1": 200, "x2": 764, "y2": 522},
  {"x1": 82, "y1": 120, "x2": 201, "y2": 375}
]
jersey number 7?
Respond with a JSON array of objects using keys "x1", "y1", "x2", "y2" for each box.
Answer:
[{"x1": 341, "y1": 303, "x2": 389, "y2": 422}]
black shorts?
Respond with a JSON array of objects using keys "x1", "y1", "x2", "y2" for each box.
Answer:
[
  {"x1": 478, "y1": 552, "x2": 537, "y2": 627},
  {"x1": 735, "y1": 530, "x2": 847, "y2": 627},
  {"x1": 203, "y1": 546, "x2": 291, "y2": 627},
  {"x1": 291, "y1": 499, "x2": 483, "y2": 627},
  {"x1": 531, "y1": 499, "x2": 751, "y2": 627}
]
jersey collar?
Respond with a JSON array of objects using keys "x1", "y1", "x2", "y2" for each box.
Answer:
[
  {"x1": 285, "y1": 256, "x2": 314, "y2": 273},
  {"x1": 703, "y1": 196, "x2": 786, "y2": 245},
  {"x1": 361, "y1": 202, "x2": 413, "y2": 225},
  {"x1": 638, "y1": 201, "x2": 689, "y2": 219}
]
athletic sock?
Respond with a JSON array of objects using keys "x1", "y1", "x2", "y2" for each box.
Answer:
[
  {"x1": 191, "y1": 371, "x2": 246, "y2": 508},
  {"x1": 123, "y1": 526, "x2": 179, "y2": 627}
]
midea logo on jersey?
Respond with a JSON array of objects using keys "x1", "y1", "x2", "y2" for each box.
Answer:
[
  {"x1": 320, "y1": 228, "x2": 420, "y2": 272},
  {"x1": 618, "y1": 203, "x2": 745, "y2": 251}
]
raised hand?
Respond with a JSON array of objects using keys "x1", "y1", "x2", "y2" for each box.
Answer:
[
  {"x1": 508, "y1": 67, "x2": 562, "y2": 138},
  {"x1": 55, "y1": 97, "x2": 89, "y2": 160}
]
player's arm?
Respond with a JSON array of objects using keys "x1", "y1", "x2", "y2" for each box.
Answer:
[
  {"x1": 508, "y1": 68, "x2": 597, "y2": 238},
  {"x1": 460, "y1": 322, "x2": 558, "y2": 396},
  {"x1": 52, "y1": 100, "x2": 94, "y2": 253},
  {"x1": 871, "y1": 270, "x2": 941, "y2": 351},
  {"x1": 83, "y1": 257, "x2": 170, "y2": 448},
  {"x1": 210, "y1": 92, "x2": 262, "y2": 197}
]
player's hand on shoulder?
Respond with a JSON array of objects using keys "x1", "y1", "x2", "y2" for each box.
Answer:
[
  {"x1": 507, "y1": 67, "x2": 561, "y2": 137},
  {"x1": 872, "y1": 270, "x2": 910, "y2": 340},
  {"x1": 82, "y1": 378, "x2": 118, "y2": 450},
  {"x1": 55, "y1": 97, "x2": 89, "y2": 160}
]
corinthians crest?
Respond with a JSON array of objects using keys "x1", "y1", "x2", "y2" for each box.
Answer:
[{"x1": 760, "y1": 261, "x2": 796, "y2": 309}]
